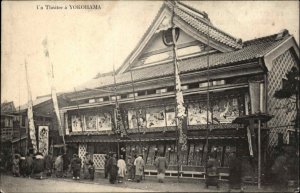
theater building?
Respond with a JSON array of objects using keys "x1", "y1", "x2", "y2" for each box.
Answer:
[{"x1": 60, "y1": 1, "x2": 299, "y2": 179}]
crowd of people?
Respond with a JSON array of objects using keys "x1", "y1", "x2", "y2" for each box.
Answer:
[{"x1": 6, "y1": 148, "x2": 298, "y2": 192}]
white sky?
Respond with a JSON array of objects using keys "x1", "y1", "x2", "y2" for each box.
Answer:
[{"x1": 1, "y1": 1, "x2": 299, "y2": 107}]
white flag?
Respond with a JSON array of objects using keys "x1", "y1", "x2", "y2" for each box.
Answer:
[
  {"x1": 43, "y1": 38, "x2": 64, "y2": 138},
  {"x1": 25, "y1": 60, "x2": 38, "y2": 153}
]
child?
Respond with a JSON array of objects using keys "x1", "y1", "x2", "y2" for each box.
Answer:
[
  {"x1": 88, "y1": 160, "x2": 95, "y2": 181},
  {"x1": 12, "y1": 154, "x2": 20, "y2": 177}
]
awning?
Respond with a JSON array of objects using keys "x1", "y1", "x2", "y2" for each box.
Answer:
[
  {"x1": 66, "y1": 135, "x2": 245, "y2": 143},
  {"x1": 233, "y1": 113, "x2": 273, "y2": 124}
]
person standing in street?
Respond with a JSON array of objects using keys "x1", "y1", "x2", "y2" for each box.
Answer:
[
  {"x1": 117, "y1": 155, "x2": 126, "y2": 183},
  {"x1": 205, "y1": 152, "x2": 219, "y2": 189},
  {"x1": 54, "y1": 154, "x2": 63, "y2": 178},
  {"x1": 19, "y1": 154, "x2": 27, "y2": 177},
  {"x1": 154, "y1": 152, "x2": 168, "y2": 183},
  {"x1": 228, "y1": 152, "x2": 243, "y2": 192},
  {"x1": 104, "y1": 154, "x2": 110, "y2": 178},
  {"x1": 88, "y1": 160, "x2": 95, "y2": 181},
  {"x1": 127, "y1": 155, "x2": 135, "y2": 181},
  {"x1": 134, "y1": 154, "x2": 145, "y2": 183},
  {"x1": 44, "y1": 153, "x2": 53, "y2": 177},
  {"x1": 62, "y1": 152, "x2": 70, "y2": 178},
  {"x1": 107, "y1": 153, "x2": 118, "y2": 184},
  {"x1": 12, "y1": 154, "x2": 20, "y2": 177},
  {"x1": 32, "y1": 152, "x2": 45, "y2": 179},
  {"x1": 25, "y1": 153, "x2": 33, "y2": 177},
  {"x1": 83, "y1": 152, "x2": 92, "y2": 179},
  {"x1": 71, "y1": 154, "x2": 82, "y2": 180}
]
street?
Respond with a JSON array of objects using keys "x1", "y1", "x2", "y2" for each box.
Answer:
[
  {"x1": 0, "y1": 175, "x2": 153, "y2": 193},
  {"x1": 0, "y1": 174, "x2": 288, "y2": 193}
]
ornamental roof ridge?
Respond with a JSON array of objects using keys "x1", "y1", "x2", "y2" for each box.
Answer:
[{"x1": 164, "y1": 1, "x2": 242, "y2": 49}]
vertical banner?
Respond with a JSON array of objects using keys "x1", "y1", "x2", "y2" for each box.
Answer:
[
  {"x1": 249, "y1": 82, "x2": 260, "y2": 114},
  {"x1": 38, "y1": 126, "x2": 49, "y2": 156},
  {"x1": 172, "y1": 26, "x2": 187, "y2": 152},
  {"x1": 249, "y1": 81, "x2": 265, "y2": 114},
  {"x1": 247, "y1": 126, "x2": 254, "y2": 156},
  {"x1": 25, "y1": 60, "x2": 37, "y2": 154},
  {"x1": 42, "y1": 38, "x2": 65, "y2": 143}
]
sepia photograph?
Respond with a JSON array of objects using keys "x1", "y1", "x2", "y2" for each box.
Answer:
[{"x1": 1, "y1": 0, "x2": 299, "y2": 192}]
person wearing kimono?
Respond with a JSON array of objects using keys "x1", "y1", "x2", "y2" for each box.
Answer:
[
  {"x1": 62, "y1": 153, "x2": 70, "y2": 178},
  {"x1": 154, "y1": 153, "x2": 168, "y2": 183},
  {"x1": 44, "y1": 153, "x2": 53, "y2": 177},
  {"x1": 32, "y1": 153, "x2": 45, "y2": 179},
  {"x1": 70, "y1": 154, "x2": 82, "y2": 180},
  {"x1": 25, "y1": 153, "x2": 33, "y2": 177},
  {"x1": 134, "y1": 154, "x2": 144, "y2": 183},
  {"x1": 19, "y1": 155, "x2": 27, "y2": 177},
  {"x1": 83, "y1": 153, "x2": 92, "y2": 179},
  {"x1": 117, "y1": 155, "x2": 126, "y2": 183},
  {"x1": 205, "y1": 153, "x2": 219, "y2": 189},
  {"x1": 104, "y1": 154, "x2": 110, "y2": 178},
  {"x1": 12, "y1": 154, "x2": 20, "y2": 177},
  {"x1": 88, "y1": 160, "x2": 95, "y2": 181},
  {"x1": 127, "y1": 155, "x2": 135, "y2": 181},
  {"x1": 107, "y1": 153, "x2": 118, "y2": 184},
  {"x1": 54, "y1": 155, "x2": 63, "y2": 178},
  {"x1": 228, "y1": 152, "x2": 243, "y2": 191}
]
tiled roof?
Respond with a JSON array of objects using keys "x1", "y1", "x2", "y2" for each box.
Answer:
[
  {"x1": 75, "y1": 33, "x2": 290, "y2": 92},
  {"x1": 1, "y1": 101, "x2": 16, "y2": 113},
  {"x1": 166, "y1": 1, "x2": 242, "y2": 49},
  {"x1": 17, "y1": 96, "x2": 52, "y2": 111}
]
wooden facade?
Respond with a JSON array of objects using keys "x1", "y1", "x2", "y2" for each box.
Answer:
[{"x1": 60, "y1": 1, "x2": 299, "y2": 178}]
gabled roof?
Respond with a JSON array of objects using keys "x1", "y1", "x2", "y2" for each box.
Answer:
[
  {"x1": 17, "y1": 95, "x2": 52, "y2": 112},
  {"x1": 75, "y1": 31, "x2": 292, "y2": 92},
  {"x1": 1, "y1": 101, "x2": 16, "y2": 113},
  {"x1": 117, "y1": 1, "x2": 242, "y2": 74}
]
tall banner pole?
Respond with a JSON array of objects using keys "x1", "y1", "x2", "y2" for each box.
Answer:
[
  {"x1": 171, "y1": 1, "x2": 187, "y2": 181},
  {"x1": 42, "y1": 38, "x2": 65, "y2": 146},
  {"x1": 25, "y1": 59, "x2": 38, "y2": 154}
]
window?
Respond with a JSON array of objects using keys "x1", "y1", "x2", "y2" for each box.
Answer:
[
  {"x1": 120, "y1": 94, "x2": 128, "y2": 99},
  {"x1": 147, "y1": 89, "x2": 156, "y2": 95}
]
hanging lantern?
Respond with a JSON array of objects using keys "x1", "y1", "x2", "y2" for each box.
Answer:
[
  {"x1": 167, "y1": 147, "x2": 171, "y2": 151},
  {"x1": 154, "y1": 147, "x2": 158, "y2": 151}
]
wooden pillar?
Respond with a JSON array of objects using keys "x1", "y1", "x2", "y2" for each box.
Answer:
[{"x1": 258, "y1": 119, "x2": 261, "y2": 189}]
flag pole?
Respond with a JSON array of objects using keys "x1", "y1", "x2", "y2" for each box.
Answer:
[
  {"x1": 171, "y1": 1, "x2": 187, "y2": 182},
  {"x1": 42, "y1": 38, "x2": 66, "y2": 147},
  {"x1": 205, "y1": 20, "x2": 210, "y2": 169},
  {"x1": 25, "y1": 59, "x2": 38, "y2": 154}
]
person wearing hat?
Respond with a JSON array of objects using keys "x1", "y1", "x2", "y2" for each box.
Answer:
[{"x1": 71, "y1": 154, "x2": 81, "y2": 180}]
